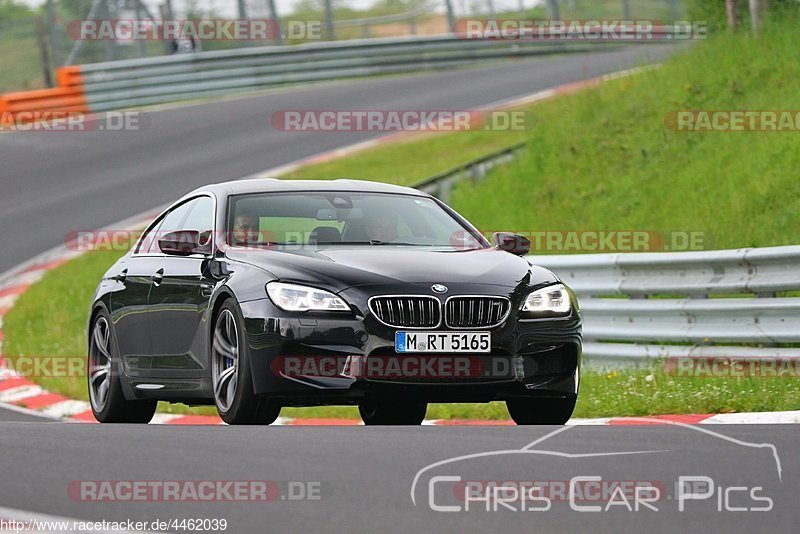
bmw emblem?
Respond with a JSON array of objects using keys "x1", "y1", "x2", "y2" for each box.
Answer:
[{"x1": 431, "y1": 284, "x2": 448, "y2": 294}]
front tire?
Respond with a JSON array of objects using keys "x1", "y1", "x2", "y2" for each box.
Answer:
[
  {"x1": 88, "y1": 311, "x2": 157, "y2": 423},
  {"x1": 212, "y1": 301, "x2": 281, "y2": 425},
  {"x1": 359, "y1": 399, "x2": 427, "y2": 425},
  {"x1": 506, "y1": 396, "x2": 577, "y2": 425}
]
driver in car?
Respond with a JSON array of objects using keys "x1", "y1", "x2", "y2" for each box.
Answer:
[
  {"x1": 365, "y1": 212, "x2": 398, "y2": 243},
  {"x1": 232, "y1": 213, "x2": 262, "y2": 245}
]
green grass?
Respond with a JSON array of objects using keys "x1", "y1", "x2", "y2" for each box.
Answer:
[
  {"x1": 289, "y1": 20, "x2": 800, "y2": 251},
  {"x1": 4, "y1": 246, "x2": 800, "y2": 419},
  {"x1": 283, "y1": 129, "x2": 530, "y2": 185},
  {"x1": 449, "y1": 29, "x2": 800, "y2": 250},
  {"x1": 0, "y1": 20, "x2": 47, "y2": 92},
  {"x1": 4, "y1": 16, "x2": 800, "y2": 419},
  {"x1": 287, "y1": 365, "x2": 800, "y2": 419}
]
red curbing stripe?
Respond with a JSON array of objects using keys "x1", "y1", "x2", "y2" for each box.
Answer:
[
  {"x1": 70, "y1": 410, "x2": 98, "y2": 422},
  {"x1": 552, "y1": 78, "x2": 602, "y2": 96},
  {"x1": 286, "y1": 418, "x2": 361, "y2": 426},
  {"x1": 433, "y1": 419, "x2": 515, "y2": 426},
  {"x1": 167, "y1": 415, "x2": 224, "y2": 425},
  {"x1": 0, "y1": 285, "x2": 31, "y2": 299},
  {"x1": 0, "y1": 307, "x2": 10, "y2": 318},
  {"x1": 608, "y1": 414, "x2": 713, "y2": 426},
  {"x1": 0, "y1": 377, "x2": 34, "y2": 391},
  {"x1": 20, "y1": 258, "x2": 69, "y2": 274},
  {"x1": 14, "y1": 392, "x2": 68, "y2": 410}
]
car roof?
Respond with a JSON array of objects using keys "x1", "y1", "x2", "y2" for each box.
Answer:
[{"x1": 184, "y1": 178, "x2": 429, "y2": 200}]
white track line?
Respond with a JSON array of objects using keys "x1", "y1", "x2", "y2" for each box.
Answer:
[
  {"x1": 702, "y1": 410, "x2": 800, "y2": 424},
  {"x1": 39, "y1": 400, "x2": 92, "y2": 419},
  {"x1": 0, "y1": 386, "x2": 44, "y2": 403},
  {"x1": 149, "y1": 413, "x2": 184, "y2": 424}
]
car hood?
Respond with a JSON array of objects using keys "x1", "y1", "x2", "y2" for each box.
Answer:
[{"x1": 225, "y1": 246, "x2": 558, "y2": 292}]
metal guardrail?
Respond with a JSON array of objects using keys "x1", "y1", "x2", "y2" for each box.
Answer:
[
  {"x1": 531, "y1": 247, "x2": 800, "y2": 365},
  {"x1": 411, "y1": 142, "x2": 800, "y2": 366},
  {"x1": 72, "y1": 33, "x2": 630, "y2": 112},
  {"x1": 415, "y1": 142, "x2": 525, "y2": 203}
]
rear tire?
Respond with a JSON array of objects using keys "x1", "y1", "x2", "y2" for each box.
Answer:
[
  {"x1": 506, "y1": 396, "x2": 576, "y2": 425},
  {"x1": 88, "y1": 310, "x2": 157, "y2": 423},
  {"x1": 359, "y1": 399, "x2": 427, "y2": 425},
  {"x1": 212, "y1": 300, "x2": 281, "y2": 425}
]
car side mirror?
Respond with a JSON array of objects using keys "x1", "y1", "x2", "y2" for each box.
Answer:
[
  {"x1": 492, "y1": 232, "x2": 531, "y2": 256},
  {"x1": 159, "y1": 230, "x2": 204, "y2": 256}
]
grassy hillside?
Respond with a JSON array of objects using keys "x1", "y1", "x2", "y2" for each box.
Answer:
[
  {"x1": 450, "y1": 22, "x2": 800, "y2": 249},
  {"x1": 289, "y1": 17, "x2": 800, "y2": 251}
]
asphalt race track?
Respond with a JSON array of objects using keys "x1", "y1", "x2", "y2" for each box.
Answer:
[
  {"x1": 0, "y1": 423, "x2": 796, "y2": 532},
  {"x1": 4, "y1": 44, "x2": 798, "y2": 532},
  {"x1": 0, "y1": 45, "x2": 676, "y2": 275}
]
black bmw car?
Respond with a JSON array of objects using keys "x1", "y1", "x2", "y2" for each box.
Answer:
[{"x1": 87, "y1": 179, "x2": 581, "y2": 425}]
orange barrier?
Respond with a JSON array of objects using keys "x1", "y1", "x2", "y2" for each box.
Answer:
[{"x1": 0, "y1": 66, "x2": 87, "y2": 126}]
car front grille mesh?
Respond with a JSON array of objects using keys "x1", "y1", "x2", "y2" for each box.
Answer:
[
  {"x1": 369, "y1": 295, "x2": 511, "y2": 328},
  {"x1": 445, "y1": 296, "x2": 510, "y2": 328},
  {"x1": 369, "y1": 296, "x2": 440, "y2": 328}
]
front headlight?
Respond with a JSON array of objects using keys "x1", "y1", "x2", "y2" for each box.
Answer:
[
  {"x1": 266, "y1": 282, "x2": 350, "y2": 312},
  {"x1": 520, "y1": 283, "x2": 572, "y2": 318}
]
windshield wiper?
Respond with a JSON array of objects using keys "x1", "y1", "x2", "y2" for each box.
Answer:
[{"x1": 368, "y1": 240, "x2": 430, "y2": 246}]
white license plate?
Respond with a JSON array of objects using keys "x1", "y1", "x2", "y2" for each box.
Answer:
[{"x1": 395, "y1": 331, "x2": 491, "y2": 353}]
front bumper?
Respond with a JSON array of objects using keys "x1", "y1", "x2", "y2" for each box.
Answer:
[{"x1": 240, "y1": 289, "x2": 581, "y2": 405}]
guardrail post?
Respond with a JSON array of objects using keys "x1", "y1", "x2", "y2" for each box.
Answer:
[
  {"x1": 266, "y1": 0, "x2": 283, "y2": 44},
  {"x1": 324, "y1": 0, "x2": 336, "y2": 40},
  {"x1": 546, "y1": 0, "x2": 560, "y2": 20},
  {"x1": 668, "y1": 0, "x2": 679, "y2": 21},
  {"x1": 65, "y1": 0, "x2": 105, "y2": 65},
  {"x1": 135, "y1": 1, "x2": 146, "y2": 58},
  {"x1": 469, "y1": 162, "x2": 486, "y2": 181},
  {"x1": 439, "y1": 180, "x2": 453, "y2": 204},
  {"x1": 46, "y1": 0, "x2": 61, "y2": 68},
  {"x1": 444, "y1": 0, "x2": 456, "y2": 32},
  {"x1": 35, "y1": 16, "x2": 54, "y2": 88}
]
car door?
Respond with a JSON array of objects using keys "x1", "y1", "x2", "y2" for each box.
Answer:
[
  {"x1": 147, "y1": 195, "x2": 216, "y2": 373},
  {"x1": 110, "y1": 212, "x2": 172, "y2": 368}
]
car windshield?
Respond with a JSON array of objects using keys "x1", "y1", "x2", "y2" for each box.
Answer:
[{"x1": 227, "y1": 192, "x2": 486, "y2": 249}]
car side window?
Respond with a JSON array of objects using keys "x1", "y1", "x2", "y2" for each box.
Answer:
[
  {"x1": 135, "y1": 218, "x2": 163, "y2": 254},
  {"x1": 138, "y1": 198, "x2": 198, "y2": 254},
  {"x1": 182, "y1": 196, "x2": 215, "y2": 247}
]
